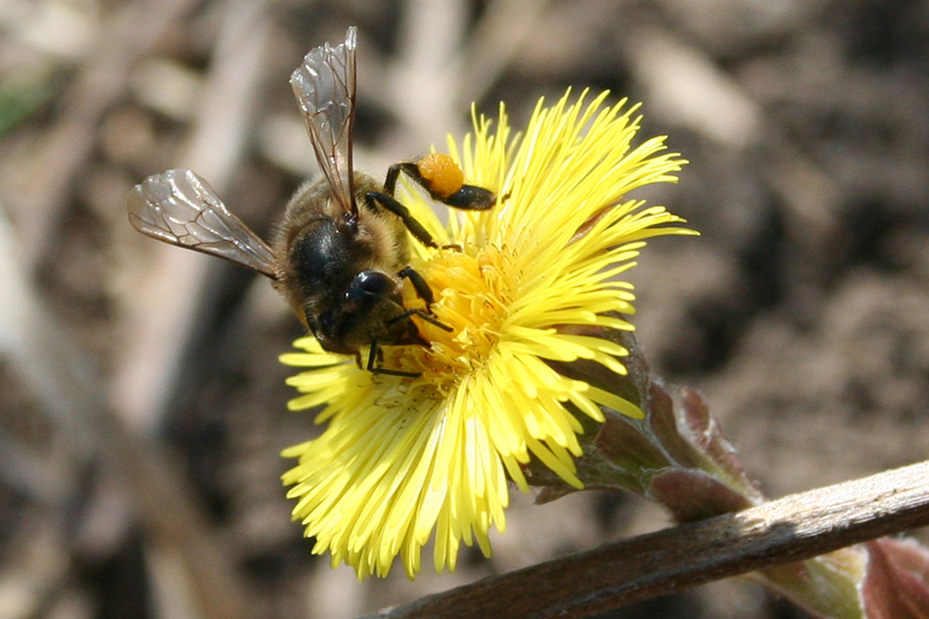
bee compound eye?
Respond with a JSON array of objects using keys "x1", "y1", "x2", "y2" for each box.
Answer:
[{"x1": 347, "y1": 270, "x2": 394, "y2": 304}]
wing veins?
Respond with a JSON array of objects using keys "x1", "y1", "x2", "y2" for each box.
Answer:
[
  {"x1": 127, "y1": 169, "x2": 278, "y2": 279},
  {"x1": 290, "y1": 26, "x2": 357, "y2": 216}
]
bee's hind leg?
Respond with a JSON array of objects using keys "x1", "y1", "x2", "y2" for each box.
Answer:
[
  {"x1": 384, "y1": 159, "x2": 496, "y2": 211},
  {"x1": 382, "y1": 162, "x2": 419, "y2": 197}
]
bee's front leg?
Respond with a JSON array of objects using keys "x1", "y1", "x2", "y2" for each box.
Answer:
[
  {"x1": 398, "y1": 266, "x2": 434, "y2": 308},
  {"x1": 365, "y1": 339, "x2": 421, "y2": 377}
]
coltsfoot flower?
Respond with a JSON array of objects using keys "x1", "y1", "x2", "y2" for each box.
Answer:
[{"x1": 280, "y1": 89, "x2": 695, "y2": 579}]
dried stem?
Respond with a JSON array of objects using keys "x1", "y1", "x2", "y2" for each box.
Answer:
[{"x1": 361, "y1": 460, "x2": 929, "y2": 619}]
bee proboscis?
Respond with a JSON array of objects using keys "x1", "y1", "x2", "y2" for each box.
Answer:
[{"x1": 127, "y1": 27, "x2": 496, "y2": 376}]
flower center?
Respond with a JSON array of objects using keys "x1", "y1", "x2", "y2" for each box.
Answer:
[{"x1": 391, "y1": 244, "x2": 518, "y2": 394}]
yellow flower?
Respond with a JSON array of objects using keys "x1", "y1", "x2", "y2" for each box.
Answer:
[{"x1": 280, "y1": 89, "x2": 695, "y2": 579}]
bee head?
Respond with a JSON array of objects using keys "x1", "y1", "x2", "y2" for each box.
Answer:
[{"x1": 310, "y1": 269, "x2": 418, "y2": 354}]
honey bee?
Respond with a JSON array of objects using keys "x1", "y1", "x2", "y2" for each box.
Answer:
[{"x1": 127, "y1": 27, "x2": 495, "y2": 376}]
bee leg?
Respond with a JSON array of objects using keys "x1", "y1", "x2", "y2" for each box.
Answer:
[
  {"x1": 365, "y1": 340, "x2": 380, "y2": 371},
  {"x1": 438, "y1": 185, "x2": 496, "y2": 211},
  {"x1": 398, "y1": 266, "x2": 434, "y2": 308},
  {"x1": 367, "y1": 300, "x2": 454, "y2": 377},
  {"x1": 386, "y1": 305, "x2": 453, "y2": 333},
  {"x1": 385, "y1": 159, "x2": 496, "y2": 211},
  {"x1": 366, "y1": 339, "x2": 421, "y2": 378},
  {"x1": 366, "y1": 191, "x2": 440, "y2": 249},
  {"x1": 411, "y1": 309, "x2": 453, "y2": 332},
  {"x1": 383, "y1": 162, "x2": 420, "y2": 197},
  {"x1": 397, "y1": 266, "x2": 456, "y2": 333}
]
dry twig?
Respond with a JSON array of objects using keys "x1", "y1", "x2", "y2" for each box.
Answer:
[{"x1": 361, "y1": 461, "x2": 929, "y2": 619}]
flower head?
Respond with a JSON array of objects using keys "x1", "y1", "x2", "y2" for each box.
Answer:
[{"x1": 280, "y1": 89, "x2": 695, "y2": 579}]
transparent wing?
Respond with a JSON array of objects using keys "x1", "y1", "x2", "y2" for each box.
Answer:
[
  {"x1": 289, "y1": 26, "x2": 357, "y2": 216},
  {"x1": 127, "y1": 169, "x2": 278, "y2": 279}
]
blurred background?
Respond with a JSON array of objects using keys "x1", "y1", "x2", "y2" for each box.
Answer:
[{"x1": 1, "y1": 0, "x2": 927, "y2": 617}]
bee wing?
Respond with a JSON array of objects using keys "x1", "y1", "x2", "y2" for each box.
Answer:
[
  {"x1": 289, "y1": 26, "x2": 358, "y2": 216},
  {"x1": 127, "y1": 169, "x2": 278, "y2": 279}
]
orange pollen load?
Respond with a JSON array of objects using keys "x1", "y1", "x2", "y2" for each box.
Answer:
[{"x1": 417, "y1": 153, "x2": 465, "y2": 199}]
